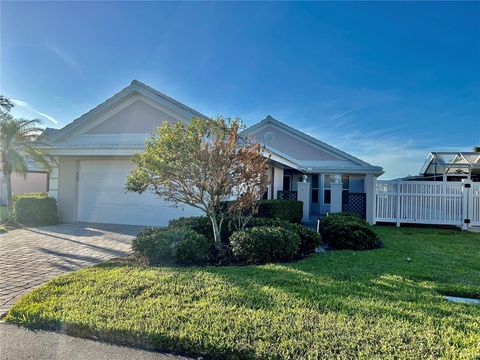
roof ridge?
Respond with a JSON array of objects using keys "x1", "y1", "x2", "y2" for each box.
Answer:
[
  {"x1": 130, "y1": 80, "x2": 208, "y2": 119},
  {"x1": 49, "y1": 80, "x2": 209, "y2": 142},
  {"x1": 256, "y1": 115, "x2": 382, "y2": 170}
]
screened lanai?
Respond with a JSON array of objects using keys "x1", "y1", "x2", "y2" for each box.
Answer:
[{"x1": 418, "y1": 151, "x2": 480, "y2": 182}]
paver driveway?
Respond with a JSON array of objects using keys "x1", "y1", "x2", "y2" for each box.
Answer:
[{"x1": 0, "y1": 223, "x2": 143, "y2": 315}]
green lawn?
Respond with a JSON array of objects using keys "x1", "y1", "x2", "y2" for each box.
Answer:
[
  {"x1": 5, "y1": 226, "x2": 480, "y2": 359},
  {"x1": 0, "y1": 205, "x2": 8, "y2": 222},
  {"x1": 0, "y1": 206, "x2": 8, "y2": 233}
]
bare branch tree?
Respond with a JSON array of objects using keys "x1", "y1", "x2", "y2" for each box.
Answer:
[{"x1": 126, "y1": 116, "x2": 270, "y2": 247}]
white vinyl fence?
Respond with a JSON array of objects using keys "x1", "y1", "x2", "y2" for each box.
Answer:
[
  {"x1": 375, "y1": 180, "x2": 479, "y2": 229},
  {"x1": 472, "y1": 183, "x2": 480, "y2": 226}
]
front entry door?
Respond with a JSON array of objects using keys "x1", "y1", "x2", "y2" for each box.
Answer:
[{"x1": 283, "y1": 175, "x2": 291, "y2": 191}]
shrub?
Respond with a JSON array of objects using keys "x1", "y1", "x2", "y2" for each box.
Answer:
[
  {"x1": 230, "y1": 226, "x2": 300, "y2": 264},
  {"x1": 132, "y1": 227, "x2": 171, "y2": 264},
  {"x1": 318, "y1": 213, "x2": 380, "y2": 250},
  {"x1": 12, "y1": 193, "x2": 58, "y2": 226},
  {"x1": 323, "y1": 212, "x2": 367, "y2": 225},
  {"x1": 169, "y1": 216, "x2": 233, "y2": 242},
  {"x1": 256, "y1": 200, "x2": 303, "y2": 223},
  {"x1": 245, "y1": 218, "x2": 322, "y2": 256},
  {"x1": 169, "y1": 217, "x2": 212, "y2": 238},
  {"x1": 245, "y1": 217, "x2": 278, "y2": 228},
  {"x1": 283, "y1": 222, "x2": 322, "y2": 255},
  {"x1": 170, "y1": 230, "x2": 214, "y2": 265},
  {"x1": 132, "y1": 227, "x2": 213, "y2": 265}
]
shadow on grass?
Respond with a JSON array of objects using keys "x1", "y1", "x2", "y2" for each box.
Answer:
[
  {"x1": 98, "y1": 256, "x2": 476, "y2": 327},
  {"x1": 11, "y1": 258, "x2": 477, "y2": 359},
  {"x1": 6, "y1": 226, "x2": 480, "y2": 359},
  {"x1": 7, "y1": 305, "x2": 257, "y2": 360},
  {"x1": 202, "y1": 263, "x2": 468, "y2": 326}
]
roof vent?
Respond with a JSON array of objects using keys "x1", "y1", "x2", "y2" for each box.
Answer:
[{"x1": 263, "y1": 131, "x2": 275, "y2": 142}]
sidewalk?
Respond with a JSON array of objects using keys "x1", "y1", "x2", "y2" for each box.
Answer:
[{"x1": 0, "y1": 322, "x2": 191, "y2": 360}]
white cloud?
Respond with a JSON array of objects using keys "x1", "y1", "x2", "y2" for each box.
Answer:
[
  {"x1": 48, "y1": 44, "x2": 80, "y2": 71},
  {"x1": 11, "y1": 99, "x2": 59, "y2": 125},
  {"x1": 303, "y1": 125, "x2": 465, "y2": 180}
]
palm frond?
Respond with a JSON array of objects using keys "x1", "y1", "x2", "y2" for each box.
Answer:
[
  {"x1": 7, "y1": 150, "x2": 29, "y2": 174},
  {"x1": 0, "y1": 116, "x2": 55, "y2": 175}
]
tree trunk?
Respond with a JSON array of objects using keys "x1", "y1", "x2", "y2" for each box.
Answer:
[
  {"x1": 209, "y1": 215, "x2": 223, "y2": 248},
  {"x1": 4, "y1": 171, "x2": 12, "y2": 214}
]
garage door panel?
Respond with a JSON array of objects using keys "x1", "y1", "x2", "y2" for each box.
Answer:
[{"x1": 77, "y1": 160, "x2": 201, "y2": 226}]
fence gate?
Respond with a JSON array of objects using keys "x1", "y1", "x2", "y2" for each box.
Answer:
[{"x1": 375, "y1": 180, "x2": 477, "y2": 229}]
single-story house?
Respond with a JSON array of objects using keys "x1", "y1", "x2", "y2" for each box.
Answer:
[
  {"x1": 0, "y1": 159, "x2": 49, "y2": 205},
  {"x1": 402, "y1": 151, "x2": 480, "y2": 182},
  {"x1": 44, "y1": 80, "x2": 383, "y2": 226}
]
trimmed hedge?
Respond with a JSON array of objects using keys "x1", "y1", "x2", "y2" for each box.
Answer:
[
  {"x1": 318, "y1": 213, "x2": 380, "y2": 250},
  {"x1": 283, "y1": 222, "x2": 322, "y2": 255},
  {"x1": 12, "y1": 193, "x2": 58, "y2": 226},
  {"x1": 256, "y1": 200, "x2": 303, "y2": 223},
  {"x1": 168, "y1": 216, "x2": 322, "y2": 259},
  {"x1": 246, "y1": 217, "x2": 322, "y2": 256},
  {"x1": 230, "y1": 226, "x2": 300, "y2": 264},
  {"x1": 132, "y1": 227, "x2": 213, "y2": 265},
  {"x1": 168, "y1": 216, "x2": 233, "y2": 243}
]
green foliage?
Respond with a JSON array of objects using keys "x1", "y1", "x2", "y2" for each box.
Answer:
[
  {"x1": 256, "y1": 200, "x2": 303, "y2": 223},
  {"x1": 0, "y1": 95, "x2": 14, "y2": 114},
  {"x1": 0, "y1": 112, "x2": 54, "y2": 210},
  {"x1": 126, "y1": 116, "x2": 269, "y2": 247},
  {"x1": 5, "y1": 227, "x2": 480, "y2": 359},
  {"x1": 12, "y1": 193, "x2": 58, "y2": 226},
  {"x1": 282, "y1": 222, "x2": 322, "y2": 255},
  {"x1": 243, "y1": 216, "x2": 277, "y2": 228},
  {"x1": 246, "y1": 217, "x2": 322, "y2": 256},
  {"x1": 168, "y1": 216, "x2": 233, "y2": 243},
  {"x1": 170, "y1": 231, "x2": 214, "y2": 265},
  {"x1": 323, "y1": 212, "x2": 367, "y2": 224},
  {"x1": 0, "y1": 205, "x2": 8, "y2": 222},
  {"x1": 168, "y1": 216, "x2": 322, "y2": 259},
  {"x1": 318, "y1": 213, "x2": 380, "y2": 250},
  {"x1": 230, "y1": 226, "x2": 300, "y2": 264},
  {"x1": 132, "y1": 227, "x2": 212, "y2": 265},
  {"x1": 132, "y1": 227, "x2": 172, "y2": 264}
]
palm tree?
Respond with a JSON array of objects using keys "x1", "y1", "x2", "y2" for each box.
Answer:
[
  {"x1": 0, "y1": 96, "x2": 14, "y2": 114},
  {"x1": 0, "y1": 114, "x2": 54, "y2": 212}
]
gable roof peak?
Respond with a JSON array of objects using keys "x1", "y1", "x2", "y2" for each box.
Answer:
[
  {"x1": 48, "y1": 80, "x2": 208, "y2": 142},
  {"x1": 245, "y1": 115, "x2": 383, "y2": 172}
]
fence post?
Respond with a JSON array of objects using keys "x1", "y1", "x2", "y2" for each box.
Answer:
[
  {"x1": 462, "y1": 179, "x2": 472, "y2": 231},
  {"x1": 396, "y1": 179, "x2": 401, "y2": 227},
  {"x1": 365, "y1": 174, "x2": 376, "y2": 225}
]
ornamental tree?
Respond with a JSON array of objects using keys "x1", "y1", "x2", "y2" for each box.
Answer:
[{"x1": 126, "y1": 116, "x2": 270, "y2": 247}]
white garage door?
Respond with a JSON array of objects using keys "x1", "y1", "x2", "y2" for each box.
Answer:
[{"x1": 77, "y1": 160, "x2": 201, "y2": 226}]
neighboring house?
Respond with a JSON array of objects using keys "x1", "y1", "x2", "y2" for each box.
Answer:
[
  {"x1": 44, "y1": 80, "x2": 383, "y2": 226},
  {"x1": 402, "y1": 151, "x2": 480, "y2": 182},
  {"x1": 0, "y1": 159, "x2": 49, "y2": 205}
]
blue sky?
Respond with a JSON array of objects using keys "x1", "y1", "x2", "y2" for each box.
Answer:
[{"x1": 1, "y1": 2, "x2": 479, "y2": 179}]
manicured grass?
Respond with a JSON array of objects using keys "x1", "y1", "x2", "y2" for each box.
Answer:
[
  {"x1": 0, "y1": 206, "x2": 9, "y2": 233},
  {"x1": 5, "y1": 226, "x2": 480, "y2": 359},
  {"x1": 0, "y1": 205, "x2": 8, "y2": 222}
]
